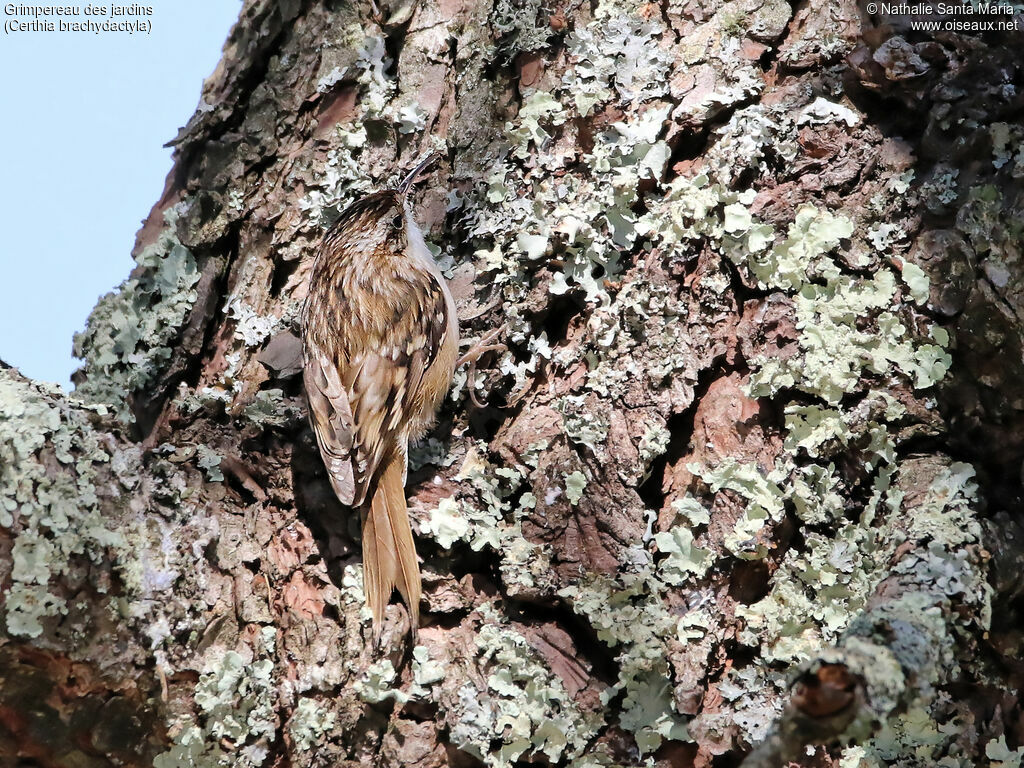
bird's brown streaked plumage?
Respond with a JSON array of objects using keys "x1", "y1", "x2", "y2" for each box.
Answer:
[{"x1": 301, "y1": 160, "x2": 458, "y2": 638}]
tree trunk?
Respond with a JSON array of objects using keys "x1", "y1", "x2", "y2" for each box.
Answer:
[{"x1": 3, "y1": 0, "x2": 1023, "y2": 766}]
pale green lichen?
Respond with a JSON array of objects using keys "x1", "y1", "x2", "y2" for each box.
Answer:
[
  {"x1": 446, "y1": 445, "x2": 513, "y2": 551},
  {"x1": 0, "y1": 372, "x2": 156, "y2": 638},
  {"x1": 490, "y1": 0, "x2": 553, "y2": 58},
  {"x1": 565, "y1": 471, "x2": 587, "y2": 505},
  {"x1": 867, "y1": 222, "x2": 904, "y2": 253},
  {"x1": 741, "y1": 461, "x2": 990, "y2": 755},
  {"x1": 4, "y1": 583, "x2": 65, "y2": 639},
  {"x1": 354, "y1": 658, "x2": 405, "y2": 704},
  {"x1": 562, "y1": 7, "x2": 671, "y2": 115},
  {"x1": 784, "y1": 404, "x2": 852, "y2": 458},
  {"x1": 338, "y1": 563, "x2": 373, "y2": 627},
  {"x1": 560, "y1": 561, "x2": 690, "y2": 755},
  {"x1": 987, "y1": 736, "x2": 1024, "y2": 768},
  {"x1": 227, "y1": 301, "x2": 279, "y2": 348},
  {"x1": 288, "y1": 697, "x2": 338, "y2": 752},
  {"x1": 637, "y1": 421, "x2": 670, "y2": 480},
  {"x1": 155, "y1": 649, "x2": 276, "y2": 768},
  {"x1": 409, "y1": 644, "x2": 446, "y2": 700},
  {"x1": 72, "y1": 203, "x2": 201, "y2": 423},
  {"x1": 618, "y1": 93, "x2": 984, "y2": 760},
  {"x1": 654, "y1": 524, "x2": 713, "y2": 582},
  {"x1": 242, "y1": 388, "x2": 303, "y2": 428},
  {"x1": 295, "y1": 142, "x2": 372, "y2": 229},
  {"x1": 448, "y1": 606, "x2": 601, "y2": 767},
  {"x1": 396, "y1": 102, "x2": 427, "y2": 134},
  {"x1": 634, "y1": 108, "x2": 951, "y2": 411},
  {"x1": 456, "y1": 73, "x2": 976, "y2": 761},
  {"x1": 990, "y1": 122, "x2": 1024, "y2": 176},
  {"x1": 423, "y1": 497, "x2": 471, "y2": 548},
  {"x1": 736, "y1": 519, "x2": 881, "y2": 664},
  {"x1": 705, "y1": 105, "x2": 798, "y2": 187},
  {"x1": 555, "y1": 395, "x2": 609, "y2": 453},
  {"x1": 746, "y1": 248, "x2": 950, "y2": 405},
  {"x1": 920, "y1": 164, "x2": 960, "y2": 209},
  {"x1": 506, "y1": 90, "x2": 568, "y2": 159},
  {"x1": 407, "y1": 436, "x2": 454, "y2": 472},
  {"x1": 688, "y1": 459, "x2": 787, "y2": 560},
  {"x1": 196, "y1": 445, "x2": 225, "y2": 482},
  {"x1": 419, "y1": 444, "x2": 555, "y2": 596},
  {"x1": 580, "y1": 271, "x2": 694, "y2": 403},
  {"x1": 729, "y1": 203, "x2": 855, "y2": 291},
  {"x1": 670, "y1": 496, "x2": 711, "y2": 527},
  {"x1": 353, "y1": 34, "x2": 395, "y2": 117},
  {"x1": 296, "y1": 29, "x2": 416, "y2": 232},
  {"x1": 468, "y1": 86, "x2": 673, "y2": 316},
  {"x1": 789, "y1": 463, "x2": 845, "y2": 525},
  {"x1": 900, "y1": 261, "x2": 931, "y2": 305},
  {"x1": 838, "y1": 698, "x2": 989, "y2": 767},
  {"x1": 748, "y1": 451, "x2": 918, "y2": 665}
]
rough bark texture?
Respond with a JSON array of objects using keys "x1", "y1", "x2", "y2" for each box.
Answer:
[{"x1": 3, "y1": 0, "x2": 1024, "y2": 766}]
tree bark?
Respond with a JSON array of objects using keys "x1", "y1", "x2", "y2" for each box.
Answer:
[{"x1": 3, "y1": 0, "x2": 1024, "y2": 766}]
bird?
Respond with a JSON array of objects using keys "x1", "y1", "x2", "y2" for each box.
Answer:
[{"x1": 301, "y1": 153, "x2": 458, "y2": 639}]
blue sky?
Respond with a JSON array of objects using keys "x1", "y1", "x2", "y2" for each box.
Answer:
[{"x1": 0, "y1": 2, "x2": 242, "y2": 387}]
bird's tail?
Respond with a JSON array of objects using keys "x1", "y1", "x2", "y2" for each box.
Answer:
[{"x1": 361, "y1": 454, "x2": 420, "y2": 638}]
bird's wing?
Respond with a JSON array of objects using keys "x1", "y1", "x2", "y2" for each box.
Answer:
[
  {"x1": 305, "y1": 267, "x2": 450, "y2": 508},
  {"x1": 304, "y1": 340, "x2": 358, "y2": 506},
  {"x1": 342, "y1": 272, "x2": 451, "y2": 499}
]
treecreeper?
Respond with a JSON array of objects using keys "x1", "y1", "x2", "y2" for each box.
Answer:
[{"x1": 301, "y1": 154, "x2": 459, "y2": 640}]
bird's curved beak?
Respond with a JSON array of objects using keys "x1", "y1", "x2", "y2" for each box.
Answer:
[{"x1": 397, "y1": 152, "x2": 440, "y2": 199}]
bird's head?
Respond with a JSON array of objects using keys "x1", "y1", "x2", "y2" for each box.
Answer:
[{"x1": 323, "y1": 152, "x2": 438, "y2": 261}]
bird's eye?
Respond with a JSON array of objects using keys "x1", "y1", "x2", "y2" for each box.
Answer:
[{"x1": 391, "y1": 213, "x2": 404, "y2": 230}]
